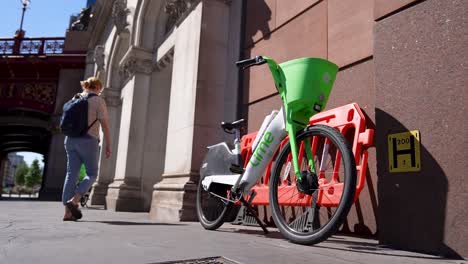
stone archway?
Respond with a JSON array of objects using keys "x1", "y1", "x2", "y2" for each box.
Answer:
[{"x1": 0, "y1": 117, "x2": 50, "y2": 198}]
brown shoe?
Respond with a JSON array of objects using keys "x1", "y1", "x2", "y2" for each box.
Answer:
[
  {"x1": 66, "y1": 202, "x2": 83, "y2": 220},
  {"x1": 63, "y1": 216, "x2": 77, "y2": 221}
]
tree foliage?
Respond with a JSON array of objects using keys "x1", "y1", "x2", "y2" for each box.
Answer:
[
  {"x1": 15, "y1": 162, "x2": 28, "y2": 186},
  {"x1": 25, "y1": 159, "x2": 42, "y2": 188}
]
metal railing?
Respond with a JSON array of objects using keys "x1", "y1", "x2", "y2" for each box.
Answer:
[{"x1": 0, "y1": 37, "x2": 65, "y2": 55}]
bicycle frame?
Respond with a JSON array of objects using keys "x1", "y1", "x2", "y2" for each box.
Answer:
[
  {"x1": 200, "y1": 109, "x2": 288, "y2": 195},
  {"x1": 202, "y1": 57, "x2": 338, "y2": 195},
  {"x1": 235, "y1": 107, "x2": 289, "y2": 194}
]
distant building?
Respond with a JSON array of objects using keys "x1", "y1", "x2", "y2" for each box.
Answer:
[{"x1": 3, "y1": 153, "x2": 24, "y2": 187}]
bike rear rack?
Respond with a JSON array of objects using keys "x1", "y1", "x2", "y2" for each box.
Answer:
[{"x1": 232, "y1": 103, "x2": 374, "y2": 226}]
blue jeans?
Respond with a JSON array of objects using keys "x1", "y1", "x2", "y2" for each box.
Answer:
[{"x1": 62, "y1": 135, "x2": 99, "y2": 205}]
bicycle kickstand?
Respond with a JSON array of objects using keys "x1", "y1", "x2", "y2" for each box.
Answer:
[{"x1": 240, "y1": 191, "x2": 269, "y2": 234}]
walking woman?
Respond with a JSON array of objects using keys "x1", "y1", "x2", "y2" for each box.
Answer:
[{"x1": 61, "y1": 77, "x2": 111, "y2": 221}]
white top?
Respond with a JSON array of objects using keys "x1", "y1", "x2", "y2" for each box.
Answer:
[{"x1": 81, "y1": 91, "x2": 109, "y2": 139}]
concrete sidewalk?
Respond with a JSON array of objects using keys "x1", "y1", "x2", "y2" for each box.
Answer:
[{"x1": 0, "y1": 201, "x2": 464, "y2": 264}]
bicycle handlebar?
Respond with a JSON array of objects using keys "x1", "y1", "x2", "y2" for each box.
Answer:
[
  {"x1": 236, "y1": 56, "x2": 284, "y2": 95},
  {"x1": 235, "y1": 56, "x2": 266, "y2": 69}
]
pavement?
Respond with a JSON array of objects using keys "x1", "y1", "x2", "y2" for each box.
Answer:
[{"x1": 0, "y1": 201, "x2": 465, "y2": 264}]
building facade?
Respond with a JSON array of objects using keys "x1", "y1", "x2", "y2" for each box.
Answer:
[
  {"x1": 1, "y1": 153, "x2": 24, "y2": 188},
  {"x1": 82, "y1": 0, "x2": 243, "y2": 222},
  {"x1": 241, "y1": 0, "x2": 466, "y2": 258},
  {"x1": 77, "y1": 0, "x2": 465, "y2": 258}
]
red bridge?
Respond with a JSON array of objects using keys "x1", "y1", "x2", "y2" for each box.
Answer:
[{"x1": 0, "y1": 33, "x2": 88, "y2": 199}]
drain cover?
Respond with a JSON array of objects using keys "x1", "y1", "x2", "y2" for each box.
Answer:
[{"x1": 150, "y1": 256, "x2": 240, "y2": 264}]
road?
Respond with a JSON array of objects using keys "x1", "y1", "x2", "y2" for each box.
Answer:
[{"x1": 0, "y1": 201, "x2": 464, "y2": 264}]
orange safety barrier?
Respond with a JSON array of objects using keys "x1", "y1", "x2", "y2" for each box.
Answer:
[{"x1": 240, "y1": 103, "x2": 374, "y2": 207}]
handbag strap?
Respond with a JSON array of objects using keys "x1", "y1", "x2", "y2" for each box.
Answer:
[{"x1": 85, "y1": 93, "x2": 98, "y2": 131}]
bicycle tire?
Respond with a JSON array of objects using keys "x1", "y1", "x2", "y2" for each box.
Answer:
[
  {"x1": 196, "y1": 176, "x2": 233, "y2": 230},
  {"x1": 269, "y1": 125, "x2": 356, "y2": 244}
]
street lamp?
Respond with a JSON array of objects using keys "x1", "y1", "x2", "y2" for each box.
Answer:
[{"x1": 18, "y1": 0, "x2": 31, "y2": 37}]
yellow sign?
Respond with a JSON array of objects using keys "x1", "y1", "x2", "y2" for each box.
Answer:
[{"x1": 388, "y1": 130, "x2": 421, "y2": 172}]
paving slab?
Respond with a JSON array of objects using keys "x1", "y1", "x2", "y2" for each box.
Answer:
[{"x1": 0, "y1": 201, "x2": 464, "y2": 264}]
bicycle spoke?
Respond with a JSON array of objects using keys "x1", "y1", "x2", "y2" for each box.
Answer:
[
  {"x1": 198, "y1": 181, "x2": 232, "y2": 225},
  {"x1": 270, "y1": 126, "x2": 356, "y2": 242}
]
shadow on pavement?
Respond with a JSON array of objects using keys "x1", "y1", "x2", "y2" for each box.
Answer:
[
  {"x1": 80, "y1": 220, "x2": 186, "y2": 226},
  {"x1": 147, "y1": 256, "x2": 239, "y2": 264},
  {"x1": 217, "y1": 227, "x2": 283, "y2": 239},
  {"x1": 82, "y1": 206, "x2": 106, "y2": 210},
  {"x1": 316, "y1": 237, "x2": 455, "y2": 261},
  {"x1": 219, "y1": 226, "x2": 455, "y2": 261}
]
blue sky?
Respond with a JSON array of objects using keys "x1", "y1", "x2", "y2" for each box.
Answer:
[
  {"x1": 0, "y1": 0, "x2": 87, "y2": 38},
  {"x1": 16, "y1": 152, "x2": 43, "y2": 167}
]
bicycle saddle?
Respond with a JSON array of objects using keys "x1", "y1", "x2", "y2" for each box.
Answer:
[{"x1": 221, "y1": 119, "x2": 245, "y2": 130}]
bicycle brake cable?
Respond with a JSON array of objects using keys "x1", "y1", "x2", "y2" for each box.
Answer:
[{"x1": 208, "y1": 191, "x2": 241, "y2": 204}]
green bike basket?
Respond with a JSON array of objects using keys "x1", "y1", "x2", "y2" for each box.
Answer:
[{"x1": 279, "y1": 57, "x2": 339, "y2": 126}]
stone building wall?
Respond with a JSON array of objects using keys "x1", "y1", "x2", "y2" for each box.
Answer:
[
  {"x1": 243, "y1": 0, "x2": 378, "y2": 240},
  {"x1": 374, "y1": 0, "x2": 467, "y2": 257},
  {"x1": 82, "y1": 0, "x2": 466, "y2": 258},
  {"x1": 243, "y1": 0, "x2": 466, "y2": 258},
  {"x1": 84, "y1": 0, "x2": 243, "y2": 219}
]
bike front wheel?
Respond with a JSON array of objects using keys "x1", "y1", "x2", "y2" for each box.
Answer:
[{"x1": 269, "y1": 125, "x2": 357, "y2": 244}]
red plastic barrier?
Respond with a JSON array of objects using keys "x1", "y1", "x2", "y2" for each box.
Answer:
[{"x1": 240, "y1": 103, "x2": 374, "y2": 207}]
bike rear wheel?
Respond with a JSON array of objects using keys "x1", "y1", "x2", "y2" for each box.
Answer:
[
  {"x1": 269, "y1": 125, "x2": 356, "y2": 244},
  {"x1": 196, "y1": 176, "x2": 233, "y2": 230}
]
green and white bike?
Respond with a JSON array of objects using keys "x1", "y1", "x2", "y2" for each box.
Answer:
[{"x1": 196, "y1": 56, "x2": 357, "y2": 245}]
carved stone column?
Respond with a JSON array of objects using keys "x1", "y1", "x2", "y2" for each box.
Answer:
[
  {"x1": 150, "y1": 0, "x2": 241, "y2": 221},
  {"x1": 84, "y1": 49, "x2": 95, "y2": 78},
  {"x1": 112, "y1": 0, "x2": 130, "y2": 37},
  {"x1": 106, "y1": 45, "x2": 154, "y2": 212},
  {"x1": 89, "y1": 88, "x2": 121, "y2": 206},
  {"x1": 94, "y1": 45, "x2": 106, "y2": 80},
  {"x1": 164, "y1": 0, "x2": 197, "y2": 33}
]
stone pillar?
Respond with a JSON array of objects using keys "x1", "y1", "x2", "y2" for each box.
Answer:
[
  {"x1": 144, "y1": 60, "x2": 173, "y2": 218},
  {"x1": 84, "y1": 49, "x2": 96, "y2": 78},
  {"x1": 89, "y1": 88, "x2": 122, "y2": 206},
  {"x1": 40, "y1": 68, "x2": 84, "y2": 200},
  {"x1": 40, "y1": 129, "x2": 67, "y2": 200},
  {"x1": 106, "y1": 46, "x2": 153, "y2": 212},
  {"x1": 151, "y1": 0, "x2": 242, "y2": 221},
  {"x1": 0, "y1": 156, "x2": 6, "y2": 197}
]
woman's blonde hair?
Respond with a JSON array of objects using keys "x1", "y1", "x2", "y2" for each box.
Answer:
[{"x1": 80, "y1": 77, "x2": 102, "y2": 91}]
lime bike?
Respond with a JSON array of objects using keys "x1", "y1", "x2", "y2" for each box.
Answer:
[{"x1": 196, "y1": 56, "x2": 357, "y2": 245}]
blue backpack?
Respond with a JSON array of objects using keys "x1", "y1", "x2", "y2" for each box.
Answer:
[{"x1": 60, "y1": 93, "x2": 97, "y2": 137}]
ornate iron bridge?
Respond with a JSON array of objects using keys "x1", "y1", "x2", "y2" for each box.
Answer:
[{"x1": 0, "y1": 37, "x2": 65, "y2": 55}]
